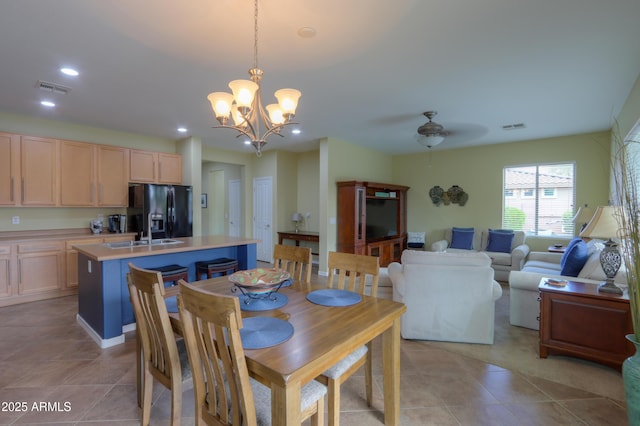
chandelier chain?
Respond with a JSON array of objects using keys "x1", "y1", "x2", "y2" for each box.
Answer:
[{"x1": 253, "y1": 0, "x2": 259, "y2": 70}]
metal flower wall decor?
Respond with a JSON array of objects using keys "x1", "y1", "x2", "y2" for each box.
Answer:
[{"x1": 429, "y1": 185, "x2": 469, "y2": 206}]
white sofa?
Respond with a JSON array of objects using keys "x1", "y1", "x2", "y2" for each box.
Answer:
[
  {"x1": 430, "y1": 228, "x2": 530, "y2": 282},
  {"x1": 388, "y1": 250, "x2": 503, "y2": 344},
  {"x1": 509, "y1": 239, "x2": 628, "y2": 330}
]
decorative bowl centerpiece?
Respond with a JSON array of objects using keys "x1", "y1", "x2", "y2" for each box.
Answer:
[{"x1": 229, "y1": 268, "x2": 291, "y2": 304}]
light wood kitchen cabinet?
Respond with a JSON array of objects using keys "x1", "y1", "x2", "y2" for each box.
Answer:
[
  {"x1": 130, "y1": 149, "x2": 182, "y2": 184},
  {"x1": 20, "y1": 136, "x2": 59, "y2": 206},
  {"x1": 0, "y1": 132, "x2": 21, "y2": 206},
  {"x1": 97, "y1": 145, "x2": 129, "y2": 206},
  {"x1": 17, "y1": 241, "x2": 64, "y2": 295},
  {"x1": 60, "y1": 140, "x2": 96, "y2": 206},
  {"x1": 60, "y1": 142, "x2": 130, "y2": 207},
  {"x1": 0, "y1": 245, "x2": 14, "y2": 298}
]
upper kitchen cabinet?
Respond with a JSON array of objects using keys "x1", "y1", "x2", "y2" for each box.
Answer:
[
  {"x1": 97, "y1": 145, "x2": 129, "y2": 206},
  {"x1": 0, "y1": 132, "x2": 20, "y2": 206},
  {"x1": 60, "y1": 141, "x2": 129, "y2": 207},
  {"x1": 20, "y1": 136, "x2": 58, "y2": 206},
  {"x1": 129, "y1": 149, "x2": 182, "y2": 184},
  {"x1": 60, "y1": 140, "x2": 96, "y2": 206}
]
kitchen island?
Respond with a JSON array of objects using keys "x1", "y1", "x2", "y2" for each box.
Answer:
[{"x1": 74, "y1": 236, "x2": 258, "y2": 347}]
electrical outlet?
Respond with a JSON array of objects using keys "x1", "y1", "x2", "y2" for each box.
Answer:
[{"x1": 12, "y1": 216, "x2": 19, "y2": 225}]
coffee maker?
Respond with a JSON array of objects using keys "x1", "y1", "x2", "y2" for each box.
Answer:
[{"x1": 108, "y1": 214, "x2": 127, "y2": 233}]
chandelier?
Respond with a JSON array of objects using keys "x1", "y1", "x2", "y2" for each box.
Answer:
[{"x1": 207, "y1": 0, "x2": 301, "y2": 157}]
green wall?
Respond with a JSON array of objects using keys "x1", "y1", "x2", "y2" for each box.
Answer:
[
  {"x1": 0, "y1": 113, "x2": 177, "y2": 232},
  {"x1": 392, "y1": 131, "x2": 612, "y2": 252}
]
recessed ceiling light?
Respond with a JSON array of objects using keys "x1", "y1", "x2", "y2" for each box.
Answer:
[
  {"x1": 177, "y1": 127, "x2": 188, "y2": 133},
  {"x1": 291, "y1": 129, "x2": 301, "y2": 135},
  {"x1": 60, "y1": 67, "x2": 79, "y2": 77},
  {"x1": 40, "y1": 100, "x2": 56, "y2": 107},
  {"x1": 244, "y1": 140, "x2": 251, "y2": 145},
  {"x1": 297, "y1": 27, "x2": 316, "y2": 38}
]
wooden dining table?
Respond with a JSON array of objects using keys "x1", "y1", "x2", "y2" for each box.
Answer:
[{"x1": 165, "y1": 276, "x2": 406, "y2": 426}]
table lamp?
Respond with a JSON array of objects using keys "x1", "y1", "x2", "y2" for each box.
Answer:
[
  {"x1": 291, "y1": 212, "x2": 303, "y2": 232},
  {"x1": 572, "y1": 204, "x2": 593, "y2": 233},
  {"x1": 579, "y1": 206, "x2": 624, "y2": 295}
]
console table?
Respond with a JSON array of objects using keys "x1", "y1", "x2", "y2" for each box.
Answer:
[
  {"x1": 538, "y1": 278, "x2": 634, "y2": 371},
  {"x1": 277, "y1": 230, "x2": 319, "y2": 255}
]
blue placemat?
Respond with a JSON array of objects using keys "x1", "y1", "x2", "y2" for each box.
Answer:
[
  {"x1": 306, "y1": 289, "x2": 362, "y2": 307},
  {"x1": 238, "y1": 292, "x2": 289, "y2": 312},
  {"x1": 165, "y1": 296, "x2": 178, "y2": 313},
  {"x1": 240, "y1": 317, "x2": 294, "y2": 350}
]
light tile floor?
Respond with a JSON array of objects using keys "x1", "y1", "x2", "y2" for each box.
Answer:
[{"x1": 0, "y1": 277, "x2": 629, "y2": 425}]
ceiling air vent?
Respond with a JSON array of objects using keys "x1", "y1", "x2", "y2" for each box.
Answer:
[
  {"x1": 501, "y1": 123, "x2": 526, "y2": 130},
  {"x1": 36, "y1": 80, "x2": 71, "y2": 95}
]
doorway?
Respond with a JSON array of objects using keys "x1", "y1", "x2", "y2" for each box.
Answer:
[{"x1": 253, "y1": 176, "x2": 273, "y2": 262}]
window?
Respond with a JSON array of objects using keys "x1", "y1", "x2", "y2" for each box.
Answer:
[{"x1": 503, "y1": 163, "x2": 575, "y2": 236}]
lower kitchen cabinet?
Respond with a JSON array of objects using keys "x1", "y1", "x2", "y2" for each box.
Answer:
[
  {"x1": 0, "y1": 232, "x2": 135, "y2": 307},
  {"x1": 17, "y1": 241, "x2": 65, "y2": 295},
  {"x1": 0, "y1": 245, "x2": 12, "y2": 298}
]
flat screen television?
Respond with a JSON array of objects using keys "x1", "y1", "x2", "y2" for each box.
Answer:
[{"x1": 365, "y1": 198, "x2": 399, "y2": 240}]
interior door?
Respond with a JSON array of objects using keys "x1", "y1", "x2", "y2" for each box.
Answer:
[
  {"x1": 228, "y1": 179, "x2": 241, "y2": 237},
  {"x1": 253, "y1": 176, "x2": 273, "y2": 262}
]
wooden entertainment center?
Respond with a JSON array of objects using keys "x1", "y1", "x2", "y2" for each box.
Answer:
[{"x1": 336, "y1": 181, "x2": 409, "y2": 266}]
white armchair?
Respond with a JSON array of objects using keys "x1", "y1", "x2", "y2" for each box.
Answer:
[{"x1": 388, "y1": 250, "x2": 503, "y2": 344}]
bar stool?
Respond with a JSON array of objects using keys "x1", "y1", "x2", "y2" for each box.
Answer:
[
  {"x1": 195, "y1": 258, "x2": 239, "y2": 280},
  {"x1": 148, "y1": 264, "x2": 189, "y2": 286}
]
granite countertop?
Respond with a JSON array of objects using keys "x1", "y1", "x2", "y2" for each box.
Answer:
[{"x1": 73, "y1": 235, "x2": 260, "y2": 261}]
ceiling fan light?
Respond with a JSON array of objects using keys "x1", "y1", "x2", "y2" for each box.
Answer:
[
  {"x1": 417, "y1": 134, "x2": 445, "y2": 148},
  {"x1": 229, "y1": 79, "x2": 258, "y2": 108},
  {"x1": 274, "y1": 88, "x2": 301, "y2": 117}
]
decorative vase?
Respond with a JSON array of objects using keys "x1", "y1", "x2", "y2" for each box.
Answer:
[{"x1": 623, "y1": 334, "x2": 640, "y2": 425}]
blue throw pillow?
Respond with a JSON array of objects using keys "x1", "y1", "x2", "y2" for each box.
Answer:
[
  {"x1": 485, "y1": 230, "x2": 514, "y2": 253},
  {"x1": 560, "y1": 240, "x2": 589, "y2": 276},
  {"x1": 560, "y1": 237, "x2": 583, "y2": 267},
  {"x1": 450, "y1": 228, "x2": 475, "y2": 250},
  {"x1": 453, "y1": 227, "x2": 474, "y2": 232}
]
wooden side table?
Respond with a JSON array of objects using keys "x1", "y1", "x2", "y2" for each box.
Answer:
[{"x1": 538, "y1": 278, "x2": 634, "y2": 371}]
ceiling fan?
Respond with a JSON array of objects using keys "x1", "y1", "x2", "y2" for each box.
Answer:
[{"x1": 416, "y1": 111, "x2": 447, "y2": 148}]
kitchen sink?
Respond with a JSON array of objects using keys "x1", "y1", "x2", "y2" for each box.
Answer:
[{"x1": 104, "y1": 239, "x2": 184, "y2": 249}]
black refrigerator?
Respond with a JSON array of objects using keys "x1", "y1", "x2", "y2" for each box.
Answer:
[{"x1": 127, "y1": 184, "x2": 193, "y2": 239}]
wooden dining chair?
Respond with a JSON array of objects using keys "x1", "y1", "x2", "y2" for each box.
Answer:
[
  {"x1": 273, "y1": 244, "x2": 313, "y2": 291},
  {"x1": 176, "y1": 279, "x2": 327, "y2": 425},
  {"x1": 317, "y1": 251, "x2": 380, "y2": 426},
  {"x1": 127, "y1": 263, "x2": 192, "y2": 426}
]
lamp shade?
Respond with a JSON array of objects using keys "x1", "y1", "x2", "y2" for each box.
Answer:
[
  {"x1": 572, "y1": 205, "x2": 593, "y2": 224},
  {"x1": 274, "y1": 89, "x2": 301, "y2": 116},
  {"x1": 207, "y1": 92, "x2": 234, "y2": 119},
  {"x1": 229, "y1": 79, "x2": 258, "y2": 108},
  {"x1": 291, "y1": 212, "x2": 303, "y2": 222},
  {"x1": 579, "y1": 206, "x2": 623, "y2": 239},
  {"x1": 266, "y1": 104, "x2": 285, "y2": 125}
]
